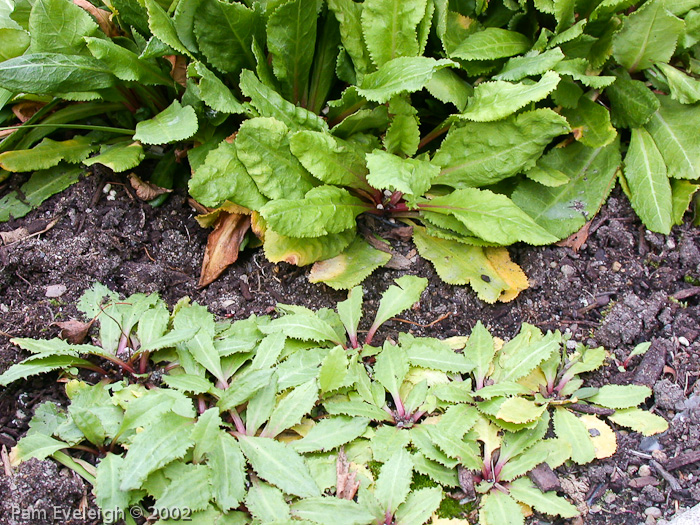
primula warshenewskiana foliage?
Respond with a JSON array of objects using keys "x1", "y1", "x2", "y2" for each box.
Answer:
[
  {"x1": 1, "y1": 0, "x2": 699, "y2": 299},
  {"x1": 1, "y1": 281, "x2": 667, "y2": 525}
]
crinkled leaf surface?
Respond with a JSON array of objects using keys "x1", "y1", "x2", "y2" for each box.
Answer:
[
  {"x1": 452, "y1": 28, "x2": 531, "y2": 61},
  {"x1": 83, "y1": 142, "x2": 145, "y2": 173},
  {"x1": 133, "y1": 100, "x2": 198, "y2": 145},
  {"x1": 361, "y1": 0, "x2": 426, "y2": 67},
  {"x1": 0, "y1": 136, "x2": 96, "y2": 172},
  {"x1": 366, "y1": 150, "x2": 439, "y2": 196}
]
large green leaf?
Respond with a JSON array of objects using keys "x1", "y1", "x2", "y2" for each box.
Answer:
[
  {"x1": 0, "y1": 355, "x2": 95, "y2": 386},
  {"x1": 508, "y1": 478, "x2": 579, "y2": 518},
  {"x1": 403, "y1": 335, "x2": 473, "y2": 373},
  {"x1": 246, "y1": 481, "x2": 291, "y2": 522},
  {"x1": 612, "y1": 0, "x2": 684, "y2": 72},
  {"x1": 588, "y1": 385, "x2": 651, "y2": 409},
  {"x1": 0, "y1": 27, "x2": 30, "y2": 60},
  {"x1": 452, "y1": 28, "x2": 531, "y2": 61},
  {"x1": 375, "y1": 449, "x2": 413, "y2": 514},
  {"x1": 187, "y1": 61, "x2": 247, "y2": 114},
  {"x1": 85, "y1": 37, "x2": 171, "y2": 86},
  {"x1": 207, "y1": 433, "x2": 247, "y2": 510},
  {"x1": 553, "y1": 408, "x2": 594, "y2": 464},
  {"x1": 479, "y1": 491, "x2": 524, "y2": 525},
  {"x1": 511, "y1": 140, "x2": 621, "y2": 238},
  {"x1": 605, "y1": 71, "x2": 660, "y2": 128},
  {"x1": 419, "y1": 189, "x2": 559, "y2": 245},
  {"x1": 236, "y1": 117, "x2": 318, "y2": 200},
  {"x1": 263, "y1": 227, "x2": 356, "y2": 266},
  {"x1": 29, "y1": 0, "x2": 101, "y2": 55},
  {"x1": 394, "y1": 487, "x2": 443, "y2": 525},
  {"x1": 328, "y1": 0, "x2": 372, "y2": 78},
  {"x1": 366, "y1": 150, "x2": 440, "y2": 196},
  {"x1": 361, "y1": 0, "x2": 427, "y2": 67},
  {"x1": 494, "y1": 47, "x2": 565, "y2": 81},
  {"x1": 292, "y1": 416, "x2": 370, "y2": 453},
  {"x1": 0, "y1": 136, "x2": 96, "y2": 172},
  {"x1": 267, "y1": 0, "x2": 321, "y2": 103},
  {"x1": 261, "y1": 314, "x2": 341, "y2": 344},
  {"x1": 194, "y1": 0, "x2": 259, "y2": 75},
  {"x1": 561, "y1": 96, "x2": 617, "y2": 148},
  {"x1": 0, "y1": 165, "x2": 82, "y2": 222},
  {"x1": 95, "y1": 454, "x2": 129, "y2": 524},
  {"x1": 457, "y1": 71, "x2": 560, "y2": 122},
  {"x1": 238, "y1": 436, "x2": 321, "y2": 498},
  {"x1": 608, "y1": 407, "x2": 668, "y2": 436},
  {"x1": 656, "y1": 63, "x2": 700, "y2": 104},
  {"x1": 83, "y1": 142, "x2": 145, "y2": 173},
  {"x1": 433, "y1": 108, "x2": 570, "y2": 188},
  {"x1": 644, "y1": 95, "x2": 700, "y2": 180},
  {"x1": 622, "y1": 127, "x2": 672, "y2": 233},
  {"x1": 356, "y1": 56, "x2": 456, "y2": 103},
  {"x1": 263, "y1": 379, "x2": 319, "y2": 437},
  {"x1": 289, "y1": 130, "x2": 371, "y2": 190},
  {"x1": 119, "y1": 413, "x2": 194, "y2": 491},
  {"x1": 308, "y1": 237, "x2": 392, "y2": 289},
  {"x1": 260, "y1": 186, "x2": 367, "y2": 238},
  {"x1": 133, "y1": 100, "x2": 198, "y2": 145},
  {"x1": 0, "y1": 53, "x2": 116, "y2": 94},
  {"x1": 189, "y1": 140, "x2": 268, "y2": 210}
]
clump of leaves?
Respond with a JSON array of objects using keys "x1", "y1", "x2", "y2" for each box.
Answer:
[
  {"x1": 1, "y1": 279, "x2": 667, "y2": 524},
  {"x1": 2, "y1": 0, "x2": 698, "y2": 300}
]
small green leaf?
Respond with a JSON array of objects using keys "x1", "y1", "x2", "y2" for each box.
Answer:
[
  {"x1": 207, "y1": 433, "x2": 246, "y2": 510},
  {"x1": 324, "y1": 398, "x2": 394, "y2": 422},
  {"x1": 561, "y1": 97, "x2": 617, "y2": 148},
  {"x1": 95, "y1": 454, "x2": 129, "y2": 524},
  {"x1": 293, "y1": 416, "x2": 370, "y2": 453},
  {"x1": 480, "y1": 491, "x2": 524, "y2": 525},
  {"x1": 553, "y1": 408, "x2": 594, "y2": 464},
  {"x1": 366, "y1": 150, "x2": 439, "y2": 196},
  {"x1": 361, "y1": 0, "x2": 427, "y2": 67},
  {"x1": 588, "y1": 385, "x2": 651, "y2": 409},
  {"x1": 608, "y1": 407, "x2": 669, "y2": 436},
  {"x1": 612, "y1": 0, "x2": 684, "y2": 72},
  {"x1": 143, "y1": 0, "x2": 192, "y2": 58},
  {"x1": 394, "y1": 486, "x2": 443, "y2": 525},
  {"x1": 309, "y1": 237, "x2": 392, "y2": 290},
  {"x1": 133, "y1": 100, "x2": 198, "y2": 145},
  {"x1": 11, "y1": 433, "x2": 68, "y2": 464},
  {"x1": 291, "y1": 497, "x2": 376, "y2": 525},
  {"x1": 83, "y1": 142, "x2": 145, "y2": 173},
  {"x1": 672, "y1": 180, "x2": 700, "y2": 224},
  {"x1": 622, "y1": 127, "x2": 672, "y2": 233},
  {"x1": 261, "y1": 313, "x2": 344, "y2": 345},
  {"x1": 656, "y1": 63, "x2": 700, "y2": 104},
  {"x1": 245, "y1": 481, "x2": 291, "y2": 522},
  {"x1": 217, "y1": 369, "x2": 275, "y2": 410},
  {"x1": 403, "y1": 335, "x2": 473, "y2": 373},
  {"x1": 375, "y1": 449, "x2": 413, "y2": 514},
  {"x1": 494, "y1": 47, "x2": 565, "y2": 82},
  {"x1": 370, "y1": 276, "x2": 428, "y2": 339},
  {"x1": 238, "y1": 436, "x2": 321, "y2": 498},
  {"x1": 457, "y1": 71, "x2": 560, "y2": 122},
  {"x1": 85, "y1": 37, "x2": 171, "y2": 86},
  {"x1": 319, "y1": 346, "x2": 350, "y2": 394},
  {"x1": 264, "y1": 379, "x2": 319, "y2": 438},
  {"x1": 508, "y1": 477, "x2": 579, "y2": 518},
  {"x1": 337, "y1": 286, "x2": 363, "y2": 347},
  {"x1": 452, "y1": 28, "x2": 531, "y2": 61},
  {"x1": 188, "y1": 62, "x2": 246, "y2": 114}
]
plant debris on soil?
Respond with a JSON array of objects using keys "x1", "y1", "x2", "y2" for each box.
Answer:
[{"x1": 0, "y1": 171, "x2": 699, "y2": 525}]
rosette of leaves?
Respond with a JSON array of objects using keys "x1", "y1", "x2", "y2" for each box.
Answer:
[{"x1": 2, "y1": 279, "x2": 668, "y2": 524}]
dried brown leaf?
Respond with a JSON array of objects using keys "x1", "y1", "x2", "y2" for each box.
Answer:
[
  {"x1": 557, "y1": 221, "x2": 592, "y2": 253},
  {"x1": 199, "y1": 213, "x2": 251, "y2": 287},
  {"x1": 12, "y1": 101, "x2": 44, "y2": 123},
  {"x1": 73, "y1": 0, "x2": 119, "y2": 37},
  {"x1": 52, "y1": 319, "x2": 93, "y2": 344},
  {"x1": 128, "y1": 173, "x2": 172, "y2": 201},
  {"x1": 336, "y1": 448, "x2": 359, "y2": 500},
  {"x1": 0, "y1": 218, "x2": 58, "y2": 246},
  {"x1": 165, "y1": 55, "x2": 188, "y2": 87}
]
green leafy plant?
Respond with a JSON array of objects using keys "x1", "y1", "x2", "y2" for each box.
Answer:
[
  {"x1": 1, "y1": 279, "x2": 667, "y2": 524},
  {"x1": 1, "y1": 0, "x2": 698, "y2": 299}
]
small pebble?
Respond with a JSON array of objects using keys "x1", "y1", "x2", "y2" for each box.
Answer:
[
  {"x1": 640, "y1": 436, "x2": 662, "y2": 452},
  {"x1": 604, "y1": 493, "x2": 616, "y2": 504},
  {"x1": 646, "y1": 516, "x2": 657, "y2": 525},
  {"x1": 561, "y1": 264, "x2": 576, "y2": 278},
  {"x1": 651, "y1": 450, "x2": 667, "y2": 462},
  {"x1": 589, "y1": 504, "x2": 602, "y2": 514},
  {"x1": 45, "y1": 284, "x2": 67, "y2": 298},
  {"x1": 612, "y1": 261, "x2": 622, "y2": 272},
  {"x1": 678, "y1": 336, "x2": 690, "y2": 347},
  {"x1": 639, "y1": 465, "x2": 652, "y2": 477},
  {"x1": 645, "y1": 507, "x2": 663, "y2": 519}
]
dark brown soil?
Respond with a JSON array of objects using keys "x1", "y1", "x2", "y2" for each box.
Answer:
[{"x1": 1, "y1": 171, "x2": 699, "y2": 525}]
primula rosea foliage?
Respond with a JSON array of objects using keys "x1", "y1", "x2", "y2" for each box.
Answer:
[
  {"x1": 0, "y1": 280, "x2": 666, "y2": 525},
  {"x1": 0, "y1": 0, "x2": 699, "y2": 299}
]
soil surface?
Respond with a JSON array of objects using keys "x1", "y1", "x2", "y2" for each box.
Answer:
[{"x1": 0, "y1": 171, "x2": 699, "y2": 525}]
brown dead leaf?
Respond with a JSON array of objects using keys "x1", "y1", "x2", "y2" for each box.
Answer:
[
  {"x1": 73, "y1": 0, "x2": 119, "y2": 37},
  {"x1": 336, "y1": 448, "x2": 359, "y2": 500},
  {"x1": 12, "y1": 101, "x2": 45, "y2": 123},
  {"x1": 52, "y1": 319, "x2": 94, "y2": 344},
  {"x1": 128, "y1": 173, "x2": 172, "y2": 201},
  {"x1": 1, "y1": 445, "x2": 11, "y2": 477},
  {"x1": 557, "y1": 221, "x2": 592, "y2": 253},
  {"x1": 199, "y1": 213, "x2": 251, "y2": 287},
  {"x1": 165, "y1": 55, "x2": 188, "y2": 87},
  {"x1": 196, "y1": 201, "x2": 252, "y2": 228},
  {"x1": 0, "y1": 126, "x2": 20, "y2": 140},
  {"x1": 572, "y1": 127, "x2": 584, "y2": 141},
  {"x1": 0, "y1": 218, "x2": 59, "y2": 246},
  {"x1": 188, "y1": 197, "x2": 210, "y2": 215}
]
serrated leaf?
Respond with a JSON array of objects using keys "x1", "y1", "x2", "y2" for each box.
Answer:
[
  {"x1": 261, "y1": 314, "x2": 343, "y2": 345},
  {"x1": 644, "y1": 95, "x2": 700, "y2": 180},
  {"x1": 579, "y1": 415, "x2": 617, "y2": 460},
  {"x1": 240, "y1": 69, "x2": 328, "y2": 132},
  {"x1": 412, "y1": 453, "x2": 459, "y2": 487},
  {"x1": 373, "y1": 343, "x2": 409, "y2": 397},
  {"x1": 29, "y1": 0, "x2": 100, "y2": 55},
  {"x1": 434, "y1": 108, "x2": 569, "y2": 187},
  {"x1": 370, "y1": 275, "x2": 427, "y2": 339},
  {"x1": 194, "y1": 0, "x2": 258, "y2": 75},
  {"x1": 0, "y1": 53, "x2": 116, "y2": 94},
  {"x1": 622, "y1": 127, "x2": 672, "y2": 233},
  {"x1": 361, "y1": 0, "x2": 426, "y2": 68},
  {"x1": 428, "y1": 427, "x2": 481, "y2": 469},
  {"x1": 511, "y1": 139, "x2": 621, "y2": 239},
  {"x1": 337, "y1": 286, "x2": 363, "y2": 347},
  {"x1": 457, "y1": 71, "x2": 560, "y2": 122},
  {"x1": 319, "y1": 346, "x2": 350, "y2": 394},
  {"x1": 261, "y1": 186, "x2": 367, "y2": 238},
  {"x1": 0, "y1": 136, "x2": 96, "y2": 172},
  {"x1": 508, "y1": 478, "x2": 579, "y2": 518},
  {"x1": 324, "y1": 399, "x2": 394, "y2": 422},
  {"x1": 264, "y1": 226, "x2": 356, "y2": 267},
  {"x1": 612, "y1": 0, "x2": 684, "y2": 72},
  {"x1": 291, "y1": 497, "x2": 376, "y2": 525},
  {"x1": 425, "y1": 68, "x2": 472, "y2": 111},
  {"x1": 356, "y1": 57, "x2": 456, "y2": 103},
  {"x1": 608, "y1": 407, "x2": 669, "y2": 436},
  {"x1": 672, "y1": 180, "x2": 700, "y2": 224},
  {"x1": 463, "y1": 321, "x2": 496, "y2": 386},
  {"x1": 218, "y1": 369, "x2": 276, "y2": 410},
  {"x1": 246, "y1": 481, "x2": 291, "y2": 522},
  {"x1": 367, "y1": 149, "x2": 439, "y2": 195},
  {"x1": 375, "y1": 449, "x2": 413, "y2": 514},
  {"x1": 290, "y1": 131, "x2": 371, "y2": 190},
  {"x1": 10, "y1": 433, "x2": 68, "y2": 466},
  {"x1": 553, "y1": 408, "x2": 594, "y2": 464},
  {"x1": 553, "y1": 59, "x2": 616, "y2": 89},
  {"x1": 656, "y1": 63, "x2": 700, "y2": 104},
  {"x1": 188, "y1": 61, "x2": 246, "y2": 114},
  {"x1": 238, "y1": 436, "x2": 321, "y2": 498},
  {"x1": 236, "y1": 117, "x2": 318, "y2": 201},
  {"x1": 494, "y1": 48, "x2": 565, "y2": 81},
  {"x1": 85, "y1": 37, "x2": 171, "y2": 86},
  {"x1": 480, "y1": 491, "x2": 524, "y2": 525},
  {"x1": 95, "y1": 454, "x2": 128, "y2": 524},
  {"x1": 309, "y1": 237, "x2": 392, "y2": 290},
  {"x1": 0, "y1": 355, "x2": 96, "y2": 386},
  {"x1": 120, "y1": 413, "x2": 194, "y2": 491},
  {"x1": 133, "y1": 101, "x2": 198, "y2": 145},
  {"x1": 562, "y1": 97, "x2": 617, "y2": 148},
  {"x1": 143, "y1": 0, "x2": 192, "y2": 57},
  {"x1": 174, "y1": 303, "x2": 224, "y2": 382},
  {"x1": 293, "y1": 416, "x2": 369, "y2": 453},
  {"x1": 264, "y1": 379, "x2": 319, "y2": 438},
  {"x1": 492, "y1": 330, "x2": 559, "y2": 383},
  {"x1": 395, "y1": 486, "x2": 443, "y2": 525},
  {"x1": 496, "y1": 397, "x2": 548, "y2": 424},
  {"x1": 207, "y1": 433, "x2": 246, "y2": 510},
  {"x1": 605, "y1": 72, "x2": 660, "y2": 128},
  {"x1": 403, "y1": 337, "x2": 472, "y2": 373},
  {"x1": 452, "y1": 28, "x2": 531, "y2": 61},
  {"x1": 154, "y1": 463, "x2": 212, "y2": 514}
]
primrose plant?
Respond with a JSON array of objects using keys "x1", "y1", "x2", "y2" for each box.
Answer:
[{"x1": 1, "y1": 279, "x2": 668, "y2": 525}]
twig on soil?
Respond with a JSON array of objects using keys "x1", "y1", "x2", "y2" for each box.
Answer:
[
  {"x1": 568, "y1": 403, "x2": 615, "y2": 416},
  {"x1": 650, "y1": 460, "x2": 689, "y2": 495},
  {"x1": 143, "y1": 246, "x2": 156, "y2": 263},
  {"x1": 672, "y1": 287, "x2": 700, "y2": 301},
  {"x1": 391, "y1": 312, "x2": 452, "y2": 328}
]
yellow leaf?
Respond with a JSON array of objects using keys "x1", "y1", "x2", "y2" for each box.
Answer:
[
  {"x1": 579, "y1": 414, "x2": 617, "y2": 459},
  {"x1": 484, "y1": 247, "x2": 529, "y2": 302}
]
